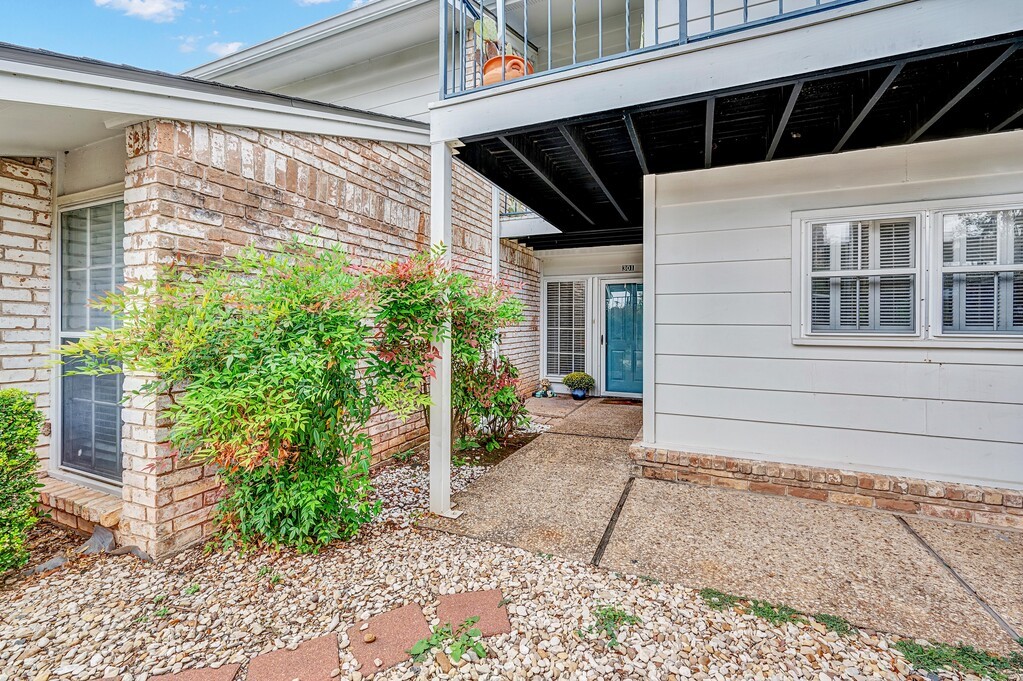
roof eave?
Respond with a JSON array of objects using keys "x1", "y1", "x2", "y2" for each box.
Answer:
[{"x1": 183, "y1": 0, "x2": 432, "y2": 80}]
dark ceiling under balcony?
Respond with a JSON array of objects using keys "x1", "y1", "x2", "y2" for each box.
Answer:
[{"x1": 455, "y1": 32, "x2": 1023, "y2": 250}]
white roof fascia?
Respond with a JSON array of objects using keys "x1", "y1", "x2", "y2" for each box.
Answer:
[{"x1": 0, "y1": 57, "x2": 429, "y2": 145}]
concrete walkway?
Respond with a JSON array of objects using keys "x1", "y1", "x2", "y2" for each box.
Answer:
[{"x1": 425, "y1": 398, "x2": 1023, "y2": 655}]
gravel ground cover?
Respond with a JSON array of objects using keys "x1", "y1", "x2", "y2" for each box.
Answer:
[{"x1": 1, "y1": 461, "x2": 1008, "y2": 681}]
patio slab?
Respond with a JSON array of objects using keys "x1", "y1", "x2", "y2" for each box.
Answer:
[
  {"x1": 601, "y1": 479, "x2": 1020, "y2": 654},
  {"x1": 424, "y1": 432, "x2": 632, "y2": 562},
  {"x1": 345, "y1": 602, "x2": 431, "y2": 675},
  {"x1": 150, "y1": 665, "x2": 239, "y2": 681},
  {"x1": 905, "y1": 515, "x2": 1023, "y2": 638},
  {"x1": 436, "y1": 589, "x2": 512, "y2": 637},
  {"x1": 524, "y1": 395, "x2": 585, "y2": 422},
  {"x1": 247, "y1": 635, "x2": 338, "y2": 681},
  {"x1": 547, "y1": 398, "x2": 643, "y2": 440}
]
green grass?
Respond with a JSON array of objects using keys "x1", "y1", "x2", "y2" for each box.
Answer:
[
  {"x1": 587, "y1": 604, "x2": 642, "y2": 648},
  {"x1": 748, "y1": 599, "x2": 805, "y2": 626},
  {"x1": 154, "y1": 607, "x2": 171, "y2": 618},
  {"x1": 699, "y1": 588, "x2": 740, "y2": 611},
  {"x1": 637, "y1": 575, "x2": 661, "y2": 585},
  {"x1": 184, "y1": 584, "x2": 201, "y2": 595},
  {"x1": 393, "y1": 449, "x2": 416, "y2": 464},
  {"x1": 895, "y1": 640, "x2": 1023, "y2": 681},
  {"x1": 812, "y1": 613, "x2": 856, "y2": 636},
  {"x1": 408, "y1": 617, "x2": 486, "y2": 663}
]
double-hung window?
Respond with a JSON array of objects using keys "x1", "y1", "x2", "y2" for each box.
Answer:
[
  {"x1": 808, "y1": 218, "x2": 918, "y2": 334},
  {"x1": 798, "y1": 198, "x2": 1023, "y2": 344},
  {"x1": 545, "y1": 280, "x2": 586, "y2": 376},
  {"x1": 940, "y1": 208, "x2": 1023, "y2": 334}
]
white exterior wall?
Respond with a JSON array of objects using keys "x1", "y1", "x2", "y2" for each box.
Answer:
[
  {"x1": 646, "y1": 132, "x2": 1023, "y2": 490},
  {"x1": 274, "y1": 41, "x2": 436, "y2": 122}
]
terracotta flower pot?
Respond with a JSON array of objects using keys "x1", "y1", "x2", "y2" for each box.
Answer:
[{"x1": 481, "y1": 55, "x2": 533, "y2": 86}]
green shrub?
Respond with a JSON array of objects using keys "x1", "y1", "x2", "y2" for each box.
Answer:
[
  {"x1": 449, "y1": 273, "x2": 526, "y2": 450},
  {"x1": 61, "y1": 241, "x2": 447, "y2": 553},
  {"x1": 59, "y1": 239, "x2": 528, "y2": 553},
  {"x1": 563, "y1": 372, "x2": 595, "y2": 392},
  {"x1": 0, "y1": 389, "x2": 44, "y2": 573}
]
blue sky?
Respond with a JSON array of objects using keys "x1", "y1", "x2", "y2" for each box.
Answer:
[{"x1": 1, "y1": 0, "x2": 368, "y2": 74}]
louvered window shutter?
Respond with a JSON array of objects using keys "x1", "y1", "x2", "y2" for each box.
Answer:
[
  {"x1": 546, "y1": 280, "x2": 587, "y2": 375},
  {"x1": 809, "y1": 219, "x2": 916, "y2": 333},
  {"x1": 941, "y1": 209, "x2": 1023, "y2": 334}
]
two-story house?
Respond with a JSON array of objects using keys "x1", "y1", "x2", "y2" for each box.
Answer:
[{"x1": 1, "y1": 0, "x2": 1021, "y2": 557}]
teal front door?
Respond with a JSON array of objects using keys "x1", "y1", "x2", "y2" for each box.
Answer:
[{"x1": 604, "y1": 282, "x2": 643, "y2": 394}]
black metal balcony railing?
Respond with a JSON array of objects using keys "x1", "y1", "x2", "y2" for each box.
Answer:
[
  {"x1": 499, "y1": 192, "x2": 535, "y2": 218},
  {"x1": 441, "y1": 0, "x2": 866, "y2": 98}
]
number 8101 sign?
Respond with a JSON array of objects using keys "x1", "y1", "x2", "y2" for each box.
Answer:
[{"x1": 621, "y1": 264, "x2": 636, "y2": 272}]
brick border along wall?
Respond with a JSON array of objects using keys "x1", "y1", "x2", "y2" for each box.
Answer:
[
  {"x1": 631, "y1": 443, "x2": 1023, "y2": 531},
  {"x1": 0, "y1": 157, "x2": 53, "y2": 467}
]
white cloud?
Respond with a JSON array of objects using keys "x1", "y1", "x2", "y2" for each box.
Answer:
[
  {"x1": 176, "y1": 35, "x2": 201, "y2": 53},
  {"x1": 94, "y1": 0, "x2": 186, "y2": 23},
  {"x1": 207, "y1": 41, "x2": 245, "y2": 58},
  {"x1": 296, "y1": 0, "x2": 338, "y2": 5}
]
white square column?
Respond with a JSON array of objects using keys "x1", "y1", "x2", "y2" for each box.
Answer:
[{"x1": 429, "y1": 140, "x2": 460, "y2": 517}]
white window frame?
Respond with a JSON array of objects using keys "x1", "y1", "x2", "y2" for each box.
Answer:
[
  {"x1": 50, "y1": 186, "x2": 126, "y2": 494},
  {"x1": 794, "y1": 204, "x2": 926, "y2": 344},
  {"x1": 792, "y1": 194, "x2": 1023, "y2": 349},
  {"x1": 930, "y1": 201, "x2": 1023, "y2": 340},
  {"x1": 540, "y1": 275, "x2": 591, "y2": 381}
]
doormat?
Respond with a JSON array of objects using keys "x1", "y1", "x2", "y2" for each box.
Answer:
[{"x1": 601, "y1": 398, "x2": 642, "y2": 405}]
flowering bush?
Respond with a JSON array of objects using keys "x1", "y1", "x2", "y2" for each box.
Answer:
[
  {"x1": 61, "y1": 241, "x2": 449, "y2": 552},
  {"x1": 563, "y1": 372, "x2": 595, "y2": 392},
  {"x1": 60, "y1": 239, "x2": 527, "y2": 550},
  {"x1": 449, "y1": 273, "x2": 527, "y2": 449}
]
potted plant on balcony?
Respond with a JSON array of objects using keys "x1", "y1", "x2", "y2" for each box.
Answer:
[
  {"x1": 474, "y1": 15, "x2": 534, "y2": 86},
  {"x1": 563, "y1": 372, "x2": 595, "y2": 401}
]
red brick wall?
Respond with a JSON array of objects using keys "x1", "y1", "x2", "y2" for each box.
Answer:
[
  {"x1": 500, "y1": 239, "x2": 541, "y2": 396},
  {"x1": 116, "y1": 120, "x2": 539, "y2": 557}
]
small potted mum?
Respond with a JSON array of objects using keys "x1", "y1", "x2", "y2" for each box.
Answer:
[{"x1": 563, "y1": 372, "x2": 595, "y2": 401}]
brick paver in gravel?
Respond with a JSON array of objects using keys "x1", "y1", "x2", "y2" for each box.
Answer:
[
  {"x1": 247, "y1": 635, "x2": 339, "y2": 681},
  {"x1": 346, "y1": 602, "x2": 432, "y2": 675},
  {"x1": 436, "y1": 588, "x2": 512, "y2": 637},
  {"x1": 149, "y1": 665, "x2": 240, "y2": 681}
]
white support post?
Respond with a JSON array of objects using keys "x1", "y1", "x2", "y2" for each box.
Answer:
[
  {"x1": 429, "y1": 140, "x2": 461, "y2": 518},
  {"x1": 490, "y1": 185, "x2": 501, "y2": 281}
]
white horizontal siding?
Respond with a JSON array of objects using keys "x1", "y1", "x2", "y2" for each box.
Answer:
[
  {"x1": 649, "y1": 131, "x2": 1023, "y2": 488},
  {"x1": 656, "y1": 355, "x2": 1023, "y2": 405},
  {"x1": 275, "y1": 41, "x2": 437, "y2": 122},
  {"x1": 657, "y1": 292, "x2": 790, "y2": 325},
  {"x1": 654, "y1": 414, "x2": 1023, "y2": 488}
]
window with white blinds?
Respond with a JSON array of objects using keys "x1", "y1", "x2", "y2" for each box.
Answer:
[
  {"x1": 941, "y1": 209, "x2": 1023, "y2": 334},
  {"x1": 809, "y1": 218, "x2": 917, "y2": 333},
  {"x1": 545, "y1": 280, "x2": 586, "y2": 376}
]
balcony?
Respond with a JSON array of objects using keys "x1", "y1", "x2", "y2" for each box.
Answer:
[
  {"x1": 498, "y1": 191, "x2": 561, "y2": 239},
  {"x1": 431, "y1": 1, "x2": 1023, "y2": 249},
  {"x1": 441, "y1": 0, "x2": 867, "y2": 98}
]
